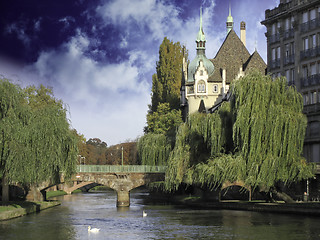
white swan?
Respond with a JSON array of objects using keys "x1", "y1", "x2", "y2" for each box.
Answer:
[
  {"x1": 142, "y1": 210, "x2": 147, "y2": 217},
  {"x1": 88, "y1": 226, "x2": 100, "y2": 233}
]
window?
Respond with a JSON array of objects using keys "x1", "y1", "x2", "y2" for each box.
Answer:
[
  {"x1": 286, "y1": 70, "x2": 290, "y2": 82},
  {"x1": 285, "y1": 18, "x2": 290, "y2": 30},
  {"x1": 309, "y1": 92, "x2": 314, "y2": 104},
  {"x1": 302, "y1": 12, "x2": 308, "y2": 23},
  {"x1": 272, "y1": 48, "x2": 276, "y2": 60},
  {"x1": 285, "y1": 44, "x2": 290, "y2": 57},
  {"x1": 311, "y1": 63, "x2": 316, "y2": 75},
  {"x1": 291, "y1": 69, "x2": 295, "y2": 83},
  {"x1": 311, "y1": 9, "x2": 316, "y2": 20},
  {"x1": 303, "y1": 37, "x2": 309, "y2": 50},
  {"x1": 303, "y1": 93, "x2": 308, "y2": 105},
  {"x1": 312, "y1": 34, "x2": 316, "y2": 48},
  {"x1": 303, "y1": 65, "x2": 308, "y2": 78},
  {"x1": 197, "y1": 81, "x2": 206, "y2": 93},
  {"x1": 271, "y1": 23, "x2": 276, "y2": 35},
  {"x1": 200, "y1": 70, "x2": 203, "y2": 76},
  {"x1": 277, "y1": 47, "x2": 281, "y2": 59},
  {"x1": 213, "y1": 84, "x2": 218, "y2": 93}
]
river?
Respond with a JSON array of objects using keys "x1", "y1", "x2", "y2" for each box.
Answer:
[{"x1": 1, "y1": 189, "x2": 320, "y2": 240}]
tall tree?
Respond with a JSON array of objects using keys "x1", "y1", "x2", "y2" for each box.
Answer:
[
  {"x1": 150, "y1": 37, "x2": 186, "y2": 112},
  {"x1": 140, "y1": 38, "x2": 187, "y2": 165}
]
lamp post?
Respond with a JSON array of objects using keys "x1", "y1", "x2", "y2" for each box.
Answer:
[{"x1": 121, "y1": 146, "x2": 124, "y2": 166}]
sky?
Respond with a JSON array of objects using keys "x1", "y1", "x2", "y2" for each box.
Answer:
[{"x1": 0, "y1": 0, "x2": 280, "y2": 146}]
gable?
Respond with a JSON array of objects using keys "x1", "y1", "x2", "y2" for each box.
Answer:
[{"x1": 208, "y1": 29, "x2": 250, "y2": 84}]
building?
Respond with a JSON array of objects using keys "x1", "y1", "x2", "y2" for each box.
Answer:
[
  {"x1": 181, "y1": 8, "x2": 266, "y2": 118},
  {"x1": 261, "y1": 0, "x2": 320, "y2": 164}
]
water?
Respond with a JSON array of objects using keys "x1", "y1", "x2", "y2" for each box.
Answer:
[{"x1": 1, "y1": 189, "x2": 320, "y2": 240}]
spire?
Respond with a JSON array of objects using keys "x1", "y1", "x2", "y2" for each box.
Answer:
[
  {"x1": 226, "y1": 3, "x2": 234, "y2": 34},
  {"x1": 196, "y1": 7, "x2": 206, "y2": 51}
]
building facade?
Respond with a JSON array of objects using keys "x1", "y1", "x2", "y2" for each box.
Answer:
[
  {"x1": 261, "y1": 0, "x2": 320, "y2": 164},
  {"x1": 181, "y1": 8, "x2": 266, "y2": 118}
]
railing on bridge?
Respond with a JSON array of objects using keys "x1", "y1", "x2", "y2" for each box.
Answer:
[{"x1": 77, "y1": 165, "x2": 167, "y2": 173}]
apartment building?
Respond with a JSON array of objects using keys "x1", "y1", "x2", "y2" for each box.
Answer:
[{"x1": 262, "y1": 0, "x2": 320, "y2": 164}]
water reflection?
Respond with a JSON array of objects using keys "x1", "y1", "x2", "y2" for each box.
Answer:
[{"x1": 1, "y1": 189, "x2": 320, "y2": 240}]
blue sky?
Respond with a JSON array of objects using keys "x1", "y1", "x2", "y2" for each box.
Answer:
[{"x1": 0, "y1": 0, "x2": 279, "y2": 146}]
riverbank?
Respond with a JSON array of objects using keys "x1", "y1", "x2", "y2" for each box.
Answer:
[
  {"x1": 0, "y1": 200, "x2": 61, "y2": 221},
  {"x1": 180, "y1": 198, "x2": 320, "y2": 216},
  {"x1": 146, "y1": 192, "x2": 320, "y2": 216}
]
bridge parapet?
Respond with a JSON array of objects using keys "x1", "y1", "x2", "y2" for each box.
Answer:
[{"x1": 77, "y1": 165, "x2": 167, "y2": 173}]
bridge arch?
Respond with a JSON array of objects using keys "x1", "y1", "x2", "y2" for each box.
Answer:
[{"x1": 220, "y1": 181, "x2": 252, "y2": 201}]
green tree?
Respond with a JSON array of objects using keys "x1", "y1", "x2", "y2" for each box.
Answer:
[
  {"x1": 0, "y1": 79, "x2": 28, "y2": 201},
  {"x1": 165, "y1": 72, "x2": 314, "y2": 201},
  {"x1": 150, "y1": 37, "x2": 186, "y2": 112},
  {"x1": 146, "y1": 103, "x2": 182, "y2": 137},
  {"x1": 0, "y1": 80, "x2": 78, "y2": 201}
]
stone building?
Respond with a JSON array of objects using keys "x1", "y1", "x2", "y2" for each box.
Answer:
[
  {"x1": 181, "y1": 8, "x2": 266, "y2": 118},
  {"x1": 261, "y1": 0, "x2": 320, "y2": 165}
]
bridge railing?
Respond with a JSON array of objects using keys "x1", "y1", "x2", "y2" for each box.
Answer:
[{"x1": 76, "y1": 165, "x2": 167, "y2": 173}]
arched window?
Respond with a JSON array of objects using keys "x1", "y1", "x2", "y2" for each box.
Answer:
[{"x1": 197, "y1": 81, "x2": 206, "y2": 93}]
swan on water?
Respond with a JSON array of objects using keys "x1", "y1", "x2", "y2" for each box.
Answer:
[
  {"x1": 143, "y1": 210, "x2": 147, "y2": 217},
  {"x1": 88, "y1": 226, "x2": 100, "y2": 233}
]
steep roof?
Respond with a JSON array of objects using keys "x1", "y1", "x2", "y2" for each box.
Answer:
[
  {"x1": 243, "y1": 50, "x2": 267, "y2": 75},
  {"x1": 208, "y1": 29, "x2": 250, "y2": 83}
]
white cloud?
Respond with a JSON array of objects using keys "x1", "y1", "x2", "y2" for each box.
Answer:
[{"x1": 19, "y1": 30, "x2": 152, "y2": 145}]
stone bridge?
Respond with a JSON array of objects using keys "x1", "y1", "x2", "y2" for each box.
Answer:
[{"x1": 63, "y1": 165, "x2": 166, "y2": 207}]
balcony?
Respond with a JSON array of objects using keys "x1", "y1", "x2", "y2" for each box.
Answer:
[
  {"x1": 284, "y1": 54, "x2": 295, "y2": 65},
  {"x1": 301, "y1": 18, "x2": 320, "y2": 33},
  {"x1": 284, "y1": 28, "x2": 294, "y2": 40},
  {"x1": 303, "y1": 102, "x2": 320, "y2": 115},
  {"x1": 300, "y1": 46, "x2": 320, "y2": 60},
  {"x1": 270, "y1": 59, "x2": 281, "y2": 69},
  {"x1": 269, "y1": 33, "x2": 280, "y2": 44},
  {"x1": 300, "y1": 74, "x2": 320, "y2": 88}
]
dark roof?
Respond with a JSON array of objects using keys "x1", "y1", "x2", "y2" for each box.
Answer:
[
  {"x1": 243, "y1": 50, "x2": 267, "y2": 75},
  {"x1": 208, "y1": 29, "x2": 266, "y2": 83},
  {"x1": 198, "y1": 99, "x2": 206, "y2": 113}
]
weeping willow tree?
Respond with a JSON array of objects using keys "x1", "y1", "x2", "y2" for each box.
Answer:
[
  {"x1": 137, "y1": 133, "x2": 172, "y2": 166},
  {"x1": 165, "y1": 72, "x2": 314, "y2": 198},
  {"x1": 0, "y1": 79, "x2": 28, "y2": 201},
  {"x1": 0, "y1": 79, "x2": 78, "y2": 201},
  {"x1": 165, "y1": 105, "x2": 230, "y2": 191}
]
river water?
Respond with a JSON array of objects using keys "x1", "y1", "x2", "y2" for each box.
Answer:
[{"x1": 1, "y1": 189, "x2": 320, "y2": 240}]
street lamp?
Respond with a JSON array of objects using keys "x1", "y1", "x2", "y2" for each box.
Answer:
[{"x1": 121, "y1": 146, "x2": 124, "y2": 166}]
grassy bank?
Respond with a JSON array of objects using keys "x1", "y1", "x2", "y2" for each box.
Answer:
[{"x1": 0, "y1": 201, "x2": 60, "y2": 221}]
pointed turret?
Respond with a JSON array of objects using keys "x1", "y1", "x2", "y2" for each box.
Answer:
[
  {"x1": 196, "y1": 7, "x2": 206, "y2": 53},
  {"x1": 226, "y1": 4, "x2": 234, "y2": 34}
]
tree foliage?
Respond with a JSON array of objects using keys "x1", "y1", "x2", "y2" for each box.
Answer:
[
  {"x1": 146, "y1": 102, "x2": 182, "y2": 137},
  {"x1": 0, "y1": 79, "x2": 78, "y2": 188},
  {"x1": 137, "y1": 133, "x2": 171, "y2": 166},
  {"x1": 164, "y1": 72, "x2": 314, "y2": 192},
  {"x1": 150, "y1": 37, "x2": 186, "y2": 112}
]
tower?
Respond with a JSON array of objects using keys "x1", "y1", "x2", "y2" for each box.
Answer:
[
  {"x1": 226, "y1": 4, "x2": 234, "y2": 33},
  {"x1": 183, "y1": 7, "x2": 215, "y2": 116}
]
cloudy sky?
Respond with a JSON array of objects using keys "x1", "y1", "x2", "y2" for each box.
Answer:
[{"x1": 0, "y1": 0, "x2": 279, "y2": 146}]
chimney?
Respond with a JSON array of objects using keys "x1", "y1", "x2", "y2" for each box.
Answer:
[{"x1": 240, "y1": 21, "x2": 246, "y2": 47}]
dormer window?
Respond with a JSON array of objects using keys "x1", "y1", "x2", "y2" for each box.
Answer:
[{"x1": 197, "y1": 81, "x2": 206, "y2": 93}]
